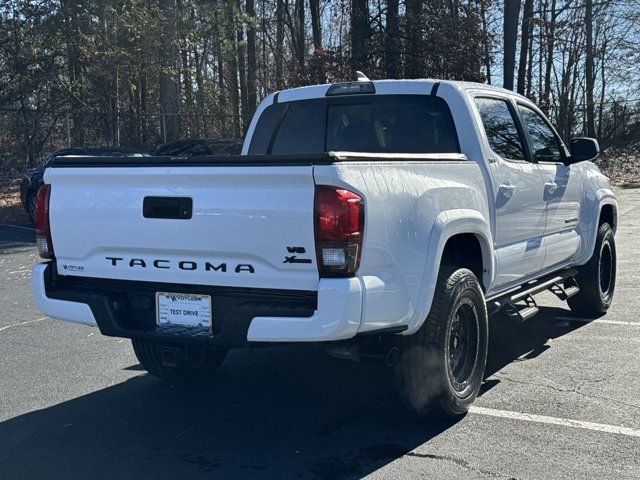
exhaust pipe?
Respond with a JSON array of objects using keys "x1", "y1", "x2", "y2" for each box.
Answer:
[{"x1": 325, "y1": 344, "x2": 400, "y2": 367}]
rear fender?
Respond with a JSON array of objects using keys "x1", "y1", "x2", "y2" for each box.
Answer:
[
  {"x1": 404, "y1": 209, "x2": 493, "y2": 335},
  {"x1": 574, "y1": 188, "x2": 617, "y2": 266}
]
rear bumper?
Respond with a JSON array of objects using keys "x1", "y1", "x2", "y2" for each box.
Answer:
[{"x1": 31, "y1": 262, "x2": 362, "y2": 345}]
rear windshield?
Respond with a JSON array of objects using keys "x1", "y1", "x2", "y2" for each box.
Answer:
[{"x1": 248, "y1": 95, "x2": 460, "y2": 155}]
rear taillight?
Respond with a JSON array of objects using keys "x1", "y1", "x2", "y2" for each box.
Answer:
[
  {"x1": 35, "y1": 184, "x2": 54, "y2": 259},
  {"x1": 314, "y1": 185, "x2": 364, "y2": 277}
]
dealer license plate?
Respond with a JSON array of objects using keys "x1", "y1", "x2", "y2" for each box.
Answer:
[{"x1": 156, "y1": 292, "x2": 212, "y2": 328}]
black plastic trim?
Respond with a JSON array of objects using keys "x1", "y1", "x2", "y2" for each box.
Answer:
[
  {"x1": 430, "y1": 81, "x2": 441, "y2": 96},
  {"x1": 48, "y1": 153, "x2": 336, "y2": 168},
  {"x1": 43, "y1": 263, "x2": 317, "y2": 347},
  {"x1": 47, "y1": 151, "x2": 467, "y2": 168},
  {"x1": 355, "y1": 325, "x2": 408, "y2": 336},
  {"x1": 143, "y1": 196, "x2": 192, "y2": 220}
]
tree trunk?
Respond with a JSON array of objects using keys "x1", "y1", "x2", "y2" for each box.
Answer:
[
  {"x1": 159, "y1": 0, "x2": 180, "y2": 142},
  {"x1": 309, "y1": 0, "x2": 325, "y2": 83},
  {"x1": 180, "y1": 35, "x2": 193, "y2": 136},
  {"x1": 193, "y1": 43, "x2": 206, "y2": 135},
  {"x1": 543, "y1": 0, "x2": 557, "y2": 112},
  {"x1": 385, "y1": 0, "x2": 399, "y2": 79},
  {"x1": 275, "y1": 0, "x2": 284, "y2": 88},
  {"x1": 526, "y1": 22, "x2": 534, "y2": 97},
  {"x1": 309, "y1": 0, "x2": 321, "y2": 50},
  {"x1": 517, "y1": 0, "x2": 533, "y2": 95},
  {"x1": 296, "y1": 0, "x2": 305, "y2": 73},
  {"x1": 350, "y1": 0, "x2": 370, "y2": 74},
  {"x1": 246, "y1": 0, "x2": 257, "y2": 117},
  {"x1": 139, "y1": 73, "x2": 148, "y2": 149},
  {"x1": 585, "y1": 0, "x2": 596, "y2": 137},
  {"x1": 404, "y1": 0, "x2": 422, "y2": 78},
  {"x1": 236, "y1": 0, "x2": 248, "y2": 133},
  {"x1": 597, "y1": 37, "x2": 607, "y2": 139},
  {"x1": 226, "y1": 0, "x2": 241, "y2": 138},
  {"x1": 213, "y1": 7, "x2": 227, "y2": 137},
  {"x1": 61, "y1": 0, "x2": 85, "y2": 145},
  {"x1": 503, "y1": 0, "x2": 521, "y2": 91},
  {"x1": 480, "y1": 0, "x2": 491, "y2": 84}
]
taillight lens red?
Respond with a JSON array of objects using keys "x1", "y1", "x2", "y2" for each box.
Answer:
[
  {"x1": 314, "y1": 186, "x2": 364, "y2": 277},
  {"x1": 35, "y1": 184, "x2": 54, "y2": 259}
]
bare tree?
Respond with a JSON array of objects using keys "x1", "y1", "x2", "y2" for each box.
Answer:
[
  {"x1": 517, "y1": 0, "x2": 533, "y2": 95},
  {"x1": 295, "y1": 0, "x2": 305, "y2": 73},
  {"x1": 159, "y1": 0, "x2": 180, "y2": 141},
  {"x1": 236, "y1": 0, "x2": 248, "y2": 131},
  {"x1": 275, "y1": 0, "x2": 284, "y2": 88},
  {"x1": 542, "y1": 0, "x2": 559, "y2": 111},
  {"x1": 351, "y1": 0, "x2": 369, "y2": 73},
  {"x1": 405, "y1": 0, "x2": 423, "y2": 78},
  {"x1": 247, "y1": 0, "x2": 257, "y2": 117},
  {"x1": 503, "y1": 0, "x2": 521, "y2": 90},
  {"x1": 61, "y1": 0, "x2": 86, "y2": 145},
  {"x1": 480, "y1": 0, "x2": 492, "y2": 84},
  {"x1": 518, "y1": 0, "x2": 533, "y2": 95},
  {"x1": 585, "y1": 0, "x2": 596, "y2": 136},
  {"x1": 309, "y1": 0, "x2": 325, "y2": 82},
  {"x1": 226, "y1": 0, "x2": 241, "y2": 137}
]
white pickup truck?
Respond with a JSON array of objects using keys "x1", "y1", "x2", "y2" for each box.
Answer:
[{"x1": 31, "y1": 79, "x2": 617, "y2": 418}]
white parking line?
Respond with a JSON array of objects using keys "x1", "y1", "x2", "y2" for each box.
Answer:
[
  {"x1": 0, "y1": 317, "x2": 47, "y2": 333},
  {"x1": 555, "y1": 316, "x2": 640, "y2": 327},
  {"x1": 470, "y1": 406, "x2": 640, "y2": 438}
]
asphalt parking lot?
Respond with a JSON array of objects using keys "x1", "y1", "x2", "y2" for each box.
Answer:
[{"x1": 0, "y1": 189, "x2": 639, "y2": 480}]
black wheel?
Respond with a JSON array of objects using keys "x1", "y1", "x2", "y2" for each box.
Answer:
[
  {"x1": 395, "y1": 267, "x2": 488, "y2": 418},
  {"x1": 26, "y1": 192, "x2": 37, "y2": 224},
  {"x1": 567, "y1": 223, "x2": 616, "y2": 316},
  {"x1": 132, "y1": 339, "x2": 227, "y2": 382}
]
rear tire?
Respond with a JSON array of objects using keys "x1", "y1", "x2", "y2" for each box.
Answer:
[
  {"x1": 567, "y1": 223, "x2": 616, "y2": 316},
  {"x1": 132, "y1": 339, "x2": 227, "y2": 382},
  {"x1": 395, "y1": 267, "x2": 488, "y2": 418}
]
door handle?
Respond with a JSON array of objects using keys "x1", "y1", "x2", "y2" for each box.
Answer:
[
  {"x1": 545, "y1": 181, "x2": 558, "y2": 194},
  {"x1": 499, "y1": 183, "x2": 516, "y2": 199}
]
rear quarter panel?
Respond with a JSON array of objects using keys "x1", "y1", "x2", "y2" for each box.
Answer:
[{"x1": 314, "y1": 161, "x2": 490, "y2": 334}]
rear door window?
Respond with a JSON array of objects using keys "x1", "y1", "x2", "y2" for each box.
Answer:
[
  {"x1": 270, "y1": 99, "x2": 325, "y2": 155},
  {"x1": 475, "y1": 97, "x2": 526, "y2": 161},
  {"x1": 248, "y1": 103, "x2": 286, "y2": 154}
]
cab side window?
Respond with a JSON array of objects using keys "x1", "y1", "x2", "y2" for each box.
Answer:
[
  {"x1": 475, "y1": 98, "x2": 526, "y2": 161},
  {"x1": 517, "y1": 105, "x2": 562, "y2": 162}
]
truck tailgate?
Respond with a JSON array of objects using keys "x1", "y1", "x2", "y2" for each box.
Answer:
[{"x1": 46, "y1": 165, "x2": 319, "y2": 291}]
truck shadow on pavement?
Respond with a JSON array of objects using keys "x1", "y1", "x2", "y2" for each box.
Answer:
[{"x1": 0, "y1": 307, "x2": 586, "y2": 480}]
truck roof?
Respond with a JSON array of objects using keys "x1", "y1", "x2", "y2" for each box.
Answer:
[{"x1": 270, "y1": 79, "x2": 529, "y2": 104}]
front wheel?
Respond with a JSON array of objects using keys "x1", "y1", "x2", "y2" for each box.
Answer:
[
  {"x1": 132, "y1": 339, "x2": 227, "y2": 382},
  {"x1": 567, "y1": 222, "x2": 616, "y2": 316},
  {"x1": 394, "y1": 267, "x2": 488, "y2": 418}
]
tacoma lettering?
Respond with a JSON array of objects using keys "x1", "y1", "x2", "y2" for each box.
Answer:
[{"x1": 104, "y1": 257, "x2": 253, "y2": 273}]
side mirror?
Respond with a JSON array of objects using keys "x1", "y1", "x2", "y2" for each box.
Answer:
[{"x1": 568, "y1": 138, "x2": 599, "y2": 164}]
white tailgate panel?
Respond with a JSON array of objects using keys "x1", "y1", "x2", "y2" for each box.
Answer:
[{"x1": 47, "y1": 166, "x2": 318, "y2": 291}]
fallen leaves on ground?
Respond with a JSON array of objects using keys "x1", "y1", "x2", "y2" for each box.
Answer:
[
  {"x1": 597, "y1": 142, "x2": 640, "y2": 187},
  {"x1": 0, "y1": 170, "x2": 30, "y2": 225}
]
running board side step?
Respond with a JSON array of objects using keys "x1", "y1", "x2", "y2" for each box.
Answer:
[
  {"x1": 487, "y1": 268, "x2": 578, "y2": 322},
  {"x1": 548, "y1": 277, "x2": 580, "y2": 301},
  {"x1": 504, "y1": 294, "x2": 539, "y2": 323}
]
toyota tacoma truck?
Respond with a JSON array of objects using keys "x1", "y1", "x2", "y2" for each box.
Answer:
[{"x1": 31, "y1": 78, "x2": 617, "y2": 418}]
